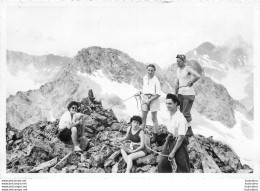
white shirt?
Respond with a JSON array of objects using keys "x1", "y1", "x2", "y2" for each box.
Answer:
[
  {"x1": 177, "y1": 66, "x2": 195, "y2": 95},
  {"x1": 165, "y1": 109, "x2": 188, "y2": 137},
  {"x1": 59, "y1": 111, "x2": 74, "y2": 130},
  {"x1": 142, "y1": 75, "x2": 161, "y2": 95}
]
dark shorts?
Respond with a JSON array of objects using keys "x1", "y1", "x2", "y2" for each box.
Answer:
[
  {"x1": 58, "y1": 128, "x2": 72, "y2": 142},
  {"x1": 132, "y1": 145, "x2": 149, "y2": 156},
  {"x1": 141, "y1": 148, "x2": 149, "y2": 156}
]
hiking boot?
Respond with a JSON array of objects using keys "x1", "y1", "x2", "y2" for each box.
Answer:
[
  {"x1": 186, "y1": 126, "x2": 194, "y2": 137},
  {"x1": 150, "y1": 133, "x2": 158, "y2": 144},
  {"x1": 74, "y1": 145, "x2": 82, "y2": 152}
]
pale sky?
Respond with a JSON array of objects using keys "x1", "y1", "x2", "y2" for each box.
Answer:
[{"x1": 5, "y1": 2, "x2": 255, "y2": 68}]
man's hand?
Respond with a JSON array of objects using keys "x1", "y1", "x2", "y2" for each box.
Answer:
[
  {"x1": 126, "y1": 148, "x2": 134, "y2": 154},
  {"x1": 168, "y1": 152, "x2": 175, "y2": 161},
  {"x1": 188, "y1": 81, "x2": 193, "y2": 87},
  {"x1": 135, "y1": 91, "x2": 142, "y2": 97},
  {"x1": 142, "y1": 99, "x2": 151, "y2": 105}
]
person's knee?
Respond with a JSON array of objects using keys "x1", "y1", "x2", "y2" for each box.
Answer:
[
  {"x1": 152, "y1": 115, "x2": 158, "y2": 123},
  {"x1": 71, "y1": 127, "x2": 77, "y2": 133}
]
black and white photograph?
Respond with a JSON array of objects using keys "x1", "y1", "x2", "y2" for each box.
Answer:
[{"x1": 0, "y1": 1, "x2": 260, "y2": 190}]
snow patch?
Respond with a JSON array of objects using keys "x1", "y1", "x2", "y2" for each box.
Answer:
[
  {"x1": 211, "y1": 67, "x2": 250, "y2": 101},
  {"x1": 192, "y1": 110, "x2": 257, "y2": 168}
]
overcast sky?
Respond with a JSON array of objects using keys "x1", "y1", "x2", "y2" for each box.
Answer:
[{"x1": 6, "y1": 2, "x2": 255, "y2": 68}]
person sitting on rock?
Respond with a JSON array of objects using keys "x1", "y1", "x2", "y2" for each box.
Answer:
[
  {"x1": 158, "y1": 94, "x2": 190, "y2": 173},
  {"x1": 58, "y1": 101, "x2": 85, "y2": 152},
  {"x1": 115, "y1": 115, "x2": 148, "y2": 173}
]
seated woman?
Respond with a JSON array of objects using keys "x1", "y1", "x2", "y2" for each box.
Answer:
[
  {"x1": 115, "y1": 115, "x2": 148, "y2": 173},
  {"x1": 58, "y1": 101, "x2": 85, "y2": 152}
]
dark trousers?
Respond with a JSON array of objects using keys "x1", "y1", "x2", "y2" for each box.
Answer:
[
  {"x1": 178, "y1": 94, "x2": 195, "y2": 123},
  {"x1": 158, "y1": 136, "x2": 190, "y2": 173}
]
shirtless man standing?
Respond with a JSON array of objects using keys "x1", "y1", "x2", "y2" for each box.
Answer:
[{"x1": 174, "y1": 54, "x2": 201, "y2": 137}]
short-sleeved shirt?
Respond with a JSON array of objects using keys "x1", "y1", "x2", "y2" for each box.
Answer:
[
  {"x1": 165, "y1": 109, "x2": 188, "y2": 137},
  {"x1": 142, "y1": 75, "x2": 161, "y2": 95},
  {"x1": 177, "y1": 66, "x2": 195, "y2": 96},
  {"x1": 59, "y1": 111, "x2": 74, "y2": 130}
]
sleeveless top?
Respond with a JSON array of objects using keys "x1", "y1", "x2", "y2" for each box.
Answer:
[
  {"x1": 176, "y1": 66, "x2": 195, "y2": 95},
  {"x1": 128, "y1": 127, "x2": 142, "y2": 143}
]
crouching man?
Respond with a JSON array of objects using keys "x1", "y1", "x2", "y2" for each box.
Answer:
[
  {"x1": 58, "y1": 101, "x2": 85, "y2": 152},
  {"x1": 158, "y1": 94, "x2": 190, "y2": 173}
]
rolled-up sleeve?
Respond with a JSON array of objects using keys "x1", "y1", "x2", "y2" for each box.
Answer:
[{"x1": 178, "y1": 118, "x2": 188, "y2": 136}]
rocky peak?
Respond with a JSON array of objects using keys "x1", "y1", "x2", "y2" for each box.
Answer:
[
  {"x1": 164, "y1": 60, "x2": 251, "y2": 127},
  {"x1": 196, "y1": 42, "x2": 216, "y2": 55},
  {"x1": 6, "y1": 91, "x2": 253, "y2": 173},
  {"x1": 7, "y1": 50, "x2": 71, "y2": 75}
]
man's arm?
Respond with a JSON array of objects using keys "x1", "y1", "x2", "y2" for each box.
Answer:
[
  {"x1": 174, "y1": 78, "x2": 179, "y2": 95},
  {"x1": 148, "y1": 94, "x2": 160, "y2": 103},
  {"x1": 168, "y1": 135, "x2": 185, "y2": 160},
  {"x1": 187, "y1": 67, "x2": 201, "y2": 86}
]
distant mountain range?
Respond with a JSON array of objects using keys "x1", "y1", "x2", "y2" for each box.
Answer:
[{"x1": 6, "y1": 39, "x2": 253, "y2": 130}]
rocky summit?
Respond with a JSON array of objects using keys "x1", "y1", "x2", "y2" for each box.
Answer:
[{"x1": 6, "y1": 90, "x2": 253, "y2": 173}]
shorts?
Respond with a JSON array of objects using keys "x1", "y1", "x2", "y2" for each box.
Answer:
[
  {"x1": 131, "y1": 143, "x2": 149, "y2": 156},
  {"x1": 58, "y1": 128, "x2": 72, "y2": 142},
  {"x1": 141, "y1": 94, "x2": 160, "y2": 112}
]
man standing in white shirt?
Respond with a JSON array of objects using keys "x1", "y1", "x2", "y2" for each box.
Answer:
[
  {"x1": 175, "y1": 54, "x2": 201, "y2": 137},
  {"x1": 58, "y1": 101, "x2": 85, "y2": 152},
  {"x1": 158, "y1": 94, "x2": 190, "y2": 173},
  {"x1": 138, "y1": 64, "x2": 162, "y2": 144}
]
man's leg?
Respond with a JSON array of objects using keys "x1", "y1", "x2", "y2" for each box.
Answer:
[
  {"x1": 71, "y1": 127, "x2": 81, "y2": 151},
  {"x1": 178, "y1": 94, "x2": 195, "y2": 137},
  {"x1": 150, "y1": 111, "x2": 159, "y2": 143},
  {"x1": 158, "y1": 141, "x2": 172, "y2": 173},
  {"x1": 140, "y1": 111, "x2": 148, "y2": 130},
  {"x1": 174, "y1": 139, "x2": 190, "y2": 173}
]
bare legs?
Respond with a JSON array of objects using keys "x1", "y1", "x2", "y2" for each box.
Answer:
[
  {"x1": 140, "y1": 111, "x2": 148, "y2": 130},
  {"x1": 151, "y1": 111, "x2": 158, "y2": 134},
  {"x1": 120, "y1": 149, "x2": 145, "y2": 173},
  {"x1": 71, "y1": 126, "x2": 83, "y2": 151},
  {"x1": 141, "y1": 111, "x2": 158, "y2": 133},
  {"x1": 71, "y1": 127, "x2": 80, "y2": 146}
]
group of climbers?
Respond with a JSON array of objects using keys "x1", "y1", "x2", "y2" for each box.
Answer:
[{"x1": 57, "y1": 54, "x2": 201, "y2": 173}]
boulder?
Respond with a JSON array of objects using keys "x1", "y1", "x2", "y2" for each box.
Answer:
[
  {"x1": 104, "y1": 150, "x2": 121, "y2": 167},
  {"x1": 79, "y1": 137, "x2": 90, "y2": 151},
  {"x1": 54, "y1": 152, "x2": 73, "y2": 170},
  {"x1": 110, "y1": 123, "x2": 122, "y2": 131},
  {"x1": 30, "y1": 157, "x2": 58, "y2": 172},
  {"x1": 90, "y1": 146, "x2": 113, "y2": 167}
]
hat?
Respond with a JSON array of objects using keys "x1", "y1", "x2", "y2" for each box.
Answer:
[{"x1": 176, "y1": 54, "x2": 186, "y2": 61}]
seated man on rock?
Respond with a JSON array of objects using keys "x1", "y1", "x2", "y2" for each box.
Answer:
[{"x1": 58, "y1": 101, "x2": 86, "y2": 152}]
